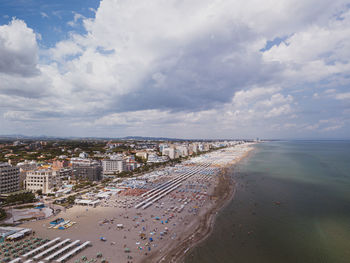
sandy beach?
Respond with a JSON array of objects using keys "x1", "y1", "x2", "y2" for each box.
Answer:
[{"x1": 19, "y1": 143, "x2": 255, "y2": 263}]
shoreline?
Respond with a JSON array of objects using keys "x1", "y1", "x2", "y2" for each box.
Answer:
[
  {"x1": 13, "y1": 144, "x2": 255, "y2": 263},
  {"x1": 147, "y1": 147, "x2": 255, "y2": 263}
]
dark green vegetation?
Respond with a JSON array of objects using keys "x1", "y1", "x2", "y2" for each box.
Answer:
[
  {"x1": 4, "y1": 192, "x2": 36, "y2": 205},
  {"x1": 0, "y1": 140, "x2": 108, "y2": 164}
]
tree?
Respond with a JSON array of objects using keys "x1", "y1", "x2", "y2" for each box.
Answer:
[
  {"x1": 6, "y1": 192, "x2": 36, "y2": 205},
  {"x1": 67, "y1": 195, "x2": 76, "y2": 205}
]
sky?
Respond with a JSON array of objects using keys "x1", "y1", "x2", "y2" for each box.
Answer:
[{"x1": 0, "y1": 0, "x2": 350, "y2": 139}]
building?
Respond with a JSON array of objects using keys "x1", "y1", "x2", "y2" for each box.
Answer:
[
  {"x1": 16, "y1": 160, "x2": 37, "y2": 188},
  {"x1": 79, "y1": 152, "x2": 89, "y2": 159},
  {"x1": 52, "y1": 159, "x2": 69, "y2": 169},
  {"x1": 0, "y1": 163, "x2": 20, "y2": 194},
  {"x1": 135, "y1": 151, "x2": 148, "y2": 160},
  {"x1": 72, "y1": 163, "x2": 102, "y2": 181},
  {"x1": 147, "y1": 154, "x2": 168, "y2": 163},
  {"x1": 162, "y1": 147, "x2": 175, "y2": 159},
  {"x1": 102, "y1": 159, "x2": 125, "y2": 174},
  {"x1": 125, "y1": 156, "x2": 138, "y2": 171},
  {"x1": 70, "y1": 158, "x2": 94, "y2": 166},
  {"x1": 55, "y1": 168, "x2": 73, "y2": 181},
  {"x1": 25, "y1": 169, "x2": 61, "y2": 194}
]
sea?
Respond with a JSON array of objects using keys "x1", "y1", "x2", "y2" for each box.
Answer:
[{"x1": 185, "y1": 140, "x2": 350, "y2": 263}]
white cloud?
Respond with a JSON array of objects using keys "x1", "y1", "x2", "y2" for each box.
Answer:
[
  {"x1": 40, "y1": 12, "x2": 49, "y2": 18},
  {"x1": 263, "y1": 8, "x2": 350, "y2": 82},
  {"x1": 0, "y1": 0, "x2": 349, "y2": 138},
  {"x1": 67, "y1": 12, "x2": 85, "y2": 27},
  {"x1": 335, "y1": 92, "x2": 350, "y2": 100},
  {"x1": 0, "y1": 19, "x2": 39, "y2": 76}
]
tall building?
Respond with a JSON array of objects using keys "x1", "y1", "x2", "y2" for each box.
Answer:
[
  {"x1": 102, "y1": 159, "x2": 125, "y2": 174},
  {"x1": 72, "y1": 163, "x2": 102, "y2": 181},
  {"x1": 0, "y1": 163, "x2": 20, "y2": 194},
  {"x1": 162, "y1": 147, "x2": 175, "y2": 159}
]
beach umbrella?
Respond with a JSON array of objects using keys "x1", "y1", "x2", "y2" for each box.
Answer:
[
  {"x1": 96, "y1": 252, "x2": 102, "y2": 258},
  {"x1": 74, "y1": 260, "x2": 80, "y2": 263}
]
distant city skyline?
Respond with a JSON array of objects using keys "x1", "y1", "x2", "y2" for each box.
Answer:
[{"x1": 1, "y1": 0, "x2": 350, "y2": 139}]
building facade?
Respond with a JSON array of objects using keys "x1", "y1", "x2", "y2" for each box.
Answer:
[
  {"x1": 0, "y1": 163, "x2": 20, "y2": 194},
  {"x1": 25, "y1": 169, "x2": 61, "y2": 194},
  {"x1": 72, "y1": 163, "x2": 102, "y2": 181},
  {"x1": 102, "y1": 159, "x2": 125, "y2": 174}
]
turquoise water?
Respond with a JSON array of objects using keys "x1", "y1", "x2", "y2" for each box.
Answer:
[{"x1": 185, "y1": 141, "x2": 350, "y2": 263}]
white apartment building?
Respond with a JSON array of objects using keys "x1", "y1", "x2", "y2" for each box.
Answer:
[
  {"x1": 147, "y1": 154, "x2": 168, "y2": 163},
  {"x1": 102, "y1": 159, "x2": 125, "y2": 174},
  {"x1": 162, "y1": 147, "x2": 175, "y2": 159},
  {"x1": 0, "y1": 163, "x2": 20, "y2": 194},
  {"x1": 70, "y1": 158, "x2": 94, "y2": 166},
  {"x1": 25, "y1": 169, "x2": 62, "y2": 194},
  {"x1": 176, "y1": 145, "x2": 189, "y2": 157}
]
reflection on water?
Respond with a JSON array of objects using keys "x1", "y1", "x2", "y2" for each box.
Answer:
[{"x1": 185, "y1": 141, "x2": 350, "y2": 263}]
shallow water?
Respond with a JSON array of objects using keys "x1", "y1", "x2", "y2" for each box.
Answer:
[{"x1": 185, "y1": 141, "x2": 350, "y2": 263}]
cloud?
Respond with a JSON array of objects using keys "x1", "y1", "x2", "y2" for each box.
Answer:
[
  {"x1": 67, "y1": 12, "x2": 85, "y2": 27},
  {"x1": 335, "y1": 92, "x2": 350, "y2": 100},
  {"x1": 0, "y1": 19, "x2": 39, "y2": 77},
  {"x1": 40, "y1": 12, "x2": 49, "y2": 18},
  {"x1": 0, "y1": 0, "x2": 350, "y2": 138}
]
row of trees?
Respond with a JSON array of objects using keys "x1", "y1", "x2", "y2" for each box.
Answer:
[{"x1": 5, "y1": 192, "x2": 36, "y2": 205}]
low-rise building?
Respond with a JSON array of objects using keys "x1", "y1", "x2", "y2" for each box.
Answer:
[
  {"x1": 25, "y1": 169, "x2": 61, "y2": 194},
  {"x1": 52, "y1": 159, "x2": 69, "y2": 169},
  {"x1": 135, "y1": 151, "x2": 148, "y2": 160},
  {"x1": 16, "y1": 160, "x2": 37, "y2": 188}
]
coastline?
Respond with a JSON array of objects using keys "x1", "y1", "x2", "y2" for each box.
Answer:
[
  {"x1": 15, "y1": 144, "x2": 255, "y2": 263},
  {"x1": 147, "y1": 147, "x2": 255, "y2": 263}
]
